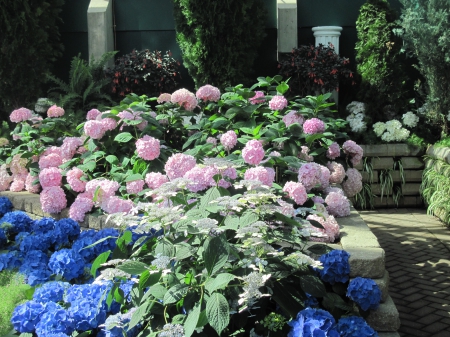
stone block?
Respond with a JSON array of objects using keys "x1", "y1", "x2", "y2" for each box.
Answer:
[
  {"x1": 361, "y1": 170, "x2": 378, "y2": 183},
  {"x1": 401, "y1": 183, "x2": 421, "y2": 196},
  {"x1": 346, "y1": 247, "x2": 385, "y2": 279},
  {"x1": 277, "y1": 0, "x2": 297, "y2": 54},
  {"x1": 366, "y1": 296, "x2": 401, "y2": 332},
  {"x1": 340, "y1": 230, "x2": 380, "y2": 249},
  {"x1": 87, "y1": 214, "x2": 107, "y2": 230},
  {"x1": 88, "y1": 0, "x2": 114, "y2": 67},
  {"x1": 373, "y1": 196, "x2": 423, "y2": 208},
  {"x1": 378, "y1": 333, "x2": 400, "y2": 337},
  {"x1": 427, "y1": 145, "x2": 450, "y2": 164},
  {"x1": 391, "y1": 170, "x2": 423, "y2": 183},
  {"x1": 371, "y1": 157, "x2": 394, "y2": 170},
  {"x1": 370, "y1": 184, "x2": 392, "y2": 196},
  {"x1": 401, "y1": 157, "x2": 424, "y2": 169},
  {"x1": 361, "y1": 144, "x2": 424, "y2": 157}
]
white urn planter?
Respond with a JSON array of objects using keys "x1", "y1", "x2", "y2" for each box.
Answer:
[{"x1": 311, "y1": 26, "x2": 343, "y2": 53}]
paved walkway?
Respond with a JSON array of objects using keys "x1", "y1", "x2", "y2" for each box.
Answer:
[{"x1": 359, "y1": 208, "x2": 450, "y2": 337}]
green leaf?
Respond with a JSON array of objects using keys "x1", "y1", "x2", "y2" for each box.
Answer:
[
  {"x1": 239, "y1": 211, "x2": 259, "y2": 227},
  {"x1": 305, "y1": 133, "x2": 324, "y2": 144},
  {"x1": 105, "y1": 155, "x2": 119, "y2": 165},
  {"x1": 117, "y1": 261, "x2": 149, "y2": 275},
  {"x1": 163, "y1": 284, "x2": 189, "y2": 305},
  {"x1": 114, "y1": 132, "x2": 133, "y2": 143},
  {"x1": 129, "y1": 301, "x2": 150, "y2": 330},
  {"x1": 175, "y1": 242, "x2": 193, "y2": 260},
  {"x1": 308, "y1": 219, "x2": 325, "y2": 229},
  {"x1": 184, "y1": 302, "x2": 201, "y2": 337},
  {"x1": 200, "y1": 187, "x2": 221, "y2": 210},
  {"x1": 183, "y1": 131, "x2": 203, "y2": 150},
  {"x1": 88, "y1": 139, "x2": 97, "y2": 152},
  {"x1": 204, "y1": 236, "x2": 229, "y2": 276},
  {"x1": 273, "y1": 211, "x2": 301, "y2": 227},
  {"x1": 276, "y1": 82, "x2": 289, "y2": 95},
  {"x1": 155, "y1": 239, "x2": 174, "y2": 257},
  {"x1": 206, "y1": 293, "x2": 229, "y2": 336},
  {"x1": 299, "y1": 275, "x2": 327, "y2": 298},
  {"x1": 125, "y1": 173, "x2": 143, "y2": 182},
  {"x1": 307, "y1": 245, "x2": 335, "y2": 255},
  {"x1": 90, "y1": 251, "x2": 111, "y2": 278},
  {"x1": 149, "y1": 284, "x2": 167, "y2": 300},
  {"x1": 139, "y1": 270, "x2": 162, "y2": 290},
  {"x1": 205, "y1": 273, "x2": 235, "y2": 294}
]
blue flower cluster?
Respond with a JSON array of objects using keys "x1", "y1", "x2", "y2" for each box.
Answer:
[
  {"x1": 288, "y1": 308, "x2": 339, "y2": 337},
  {"x1": 318, "y1": 250, "x2": 351, "y2": 284},
  {"x1": 336, "y1": 316, "x2": 378, "y2": 337},
  {"x1": 346, "y1": 277, "x2": 382, "y2": 311},
  {"x1": 0, "y1": 196, "x2": 13, "y2": 216}
]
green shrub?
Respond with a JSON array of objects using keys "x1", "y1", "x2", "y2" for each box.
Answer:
[
  {"x1": 398, "y1": 0, "x2": 450, "y2": 136},
  {"x1": 0, "y1": 0, "x2": 64, "y2": 118},
  {"x1": 173, "y1": 0, "x2": 267, "y2": 89},
  {"x1": 0, "y1": 271, "x2": 29, "y2": 335},
  {"x1": 355, "y1": 0, "x2": 409, "y2": 122}
]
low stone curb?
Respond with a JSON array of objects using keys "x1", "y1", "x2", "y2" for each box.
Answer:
[{"x1": 0, "y1": 191, "x2": 401, "y2": 335}]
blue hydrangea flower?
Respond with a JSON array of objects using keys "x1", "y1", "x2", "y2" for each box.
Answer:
[
  {"x1": 35, "y1": 302, "x2": 75, "y2": 336},
  {"x1": 64, "y1": 283, "x2": 108, "y2": 306},
  {"x1": 26, "y1": 269, "x2": 52, "y2": 286},
  {"x1": 0, "y1": 196, "x2": 13, "y2": 216},
  {"x1": 93, "y1": 228, "x2": 119, "y2": 255},
  {"x1": 100, "y1": 309, "x2": 139, "y2": 337},
  {"x1": 56, "y1": 218, "x2": 81, "y2": 240},
  {"x1": 14, "y1": 231, "x2": 29, "y2": 243},
  {"x1": 68, "y1": 297, "x2": 107, "y2": 331},
  {"x1": 0, "y1": 251, "x2": 22, "y2": 271},
  {"x1": 32, "y1": 217, "x2": 56, "y2": 234},
  {"x1": 0, "y1": 228, "x2": 8, "y2": 248},
  {"x1": 20, "y1": 233, "x2": 52, "y2": 253},
  {"x1": 33, "y1": 281, "x2": 71, "y2": 304},
  {"x1": 318, "y1": 250, "x2": 351, "y2": 284},
  {"x1": 71, "y1": 230, "x2": 97, "y2": 262},
  {"x1": 119, "y1": 280, "x2": 136, "y2": 303},
  {"x1": 45, "y1": 334, "x2": 71, "y2": 337},
  {"x1": 336, "y1": 316, "x2": 378, "y2": 337},
  {"x1": 48, "y1": 248, "x2": 85, "y2": 281},
  {"x1": 288, "y1": 308, "x2": 339, "y2": 337},
  {"x1": 0, "y1": 211, "x2": 32, "y2": 234},
  {"x1": 18, "y1": 249, "x2": 52, "y2": 286},
  {"x1": 304, "y1": 293, "x2": 319, "y2": 308},
  {"x1": 10, "y1": 300, "x2": 45, "y2": 332},
  {"x1": 347, "y1": 277, "x2": 382, "y2": 311}
]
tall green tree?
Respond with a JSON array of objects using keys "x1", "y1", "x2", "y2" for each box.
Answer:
[{"x1": 173, "y1": 0, "x2": 267, "y2": 89}]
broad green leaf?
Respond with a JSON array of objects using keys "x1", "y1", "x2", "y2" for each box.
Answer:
[
  {"x1": 155, "y1": 239, "x2": 174, "y2": 257},
  {"x1": 239, "y1": 211, "x2": 259, "y2": 227},
  {"x1": 117, "y1": 261, "x2": 149, "y2": 275},
  {"x1": 125, "y1": 173, "x2": 143, "y2": 182},
  {"x1": 206, "y1": 293, "x2": 229, "y2": 335},
  {"x1": 274, "y1": 211, "x2": 301, "y2": 227},
  {"x1": 88, "y1": 139, "x2": 97, "y2": 152},
  {"x1": 184, "y1": 302, "x2": 201, "y2": 337},
  {"x1": 114, "y1": 132, "x2": 133, "y2": 143},
  {"x1": 90, "y1": 251, "x2": 111, "y2": 278},
  {"x1": 129, "y1": 301, "x2": 150, "y2": 329},
  {"x1": 305, "y1": 133, "x2": 324, "y2": 144},
  {"x1": 276, "y1": 82, "x2": 289, "y2": 95},
  {"x1": 308, "y1": 219, "x2": 325, "y2": 229},
  {"x1": 139, "y1": 270, "x2": 162, "y2": 290},
  {"x1": 204, "y1": 236, "x2": 229, "y2": 276},
  {"x1": 163, "y1": 284, "x2": 189, "y2": 305},
  {"x1": 175, "y1": 242, "x2": 193, "y2": 260},
  {"x1": 205, "y1": 273, "x2": 235, "y2": 294},
  {"x1": 299, "y1": 275, "x2": 327, "y2": 298},
  {"x1": 200, "y1": 187, "x2": 221, "y2": 210},
  {"x1": 149, "y1": 284, "x2": 167, "y2": 300},
  {"x1": 105, "y1": 155, "x2": 119, "y2": 165},
  {"x1": 183, "y1": 131, "x2": 203, "y2": 150}
]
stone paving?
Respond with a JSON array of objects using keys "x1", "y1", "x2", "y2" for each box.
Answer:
[{"x1": 359, "y1": 208, "x2": 450, "y2": 337}]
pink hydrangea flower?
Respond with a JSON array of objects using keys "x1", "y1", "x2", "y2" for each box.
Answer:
[
  {"x1": 327, "y1": 161, "x2": 346, "y2": 184},
  {"x1": 325, "y1": 191, "x2": 351, "y2": 217},
  {"x1": 117, "y1": 110, "x2": 146, "y2": 131},
  {"x1": 184, "y1": 166, "x2": 210, "y2": 192},
  {"x1": 99, "y1": 115, "x2": 118, "y2": 131},
  {"x1": 165, "y1": 153, "x2": 197, "y2": 180},
  {"x1": 47, "y1": 105, "x2": 65, "y2": 118},
  {"x1": 217, "y1": 167, "x2": 237, "y2": 189},
  {"x1": 269, "y1": 95, "x2": 288, "y2": 111},
  {"x1": 298, "y1": 162, "x2": 322, "y2": 191},
  {"x1": 303, "y1": 118, "x2": 326, "y2": 134},
  {"x1": 244, "y1": 166, "x2": 275, "y2": 187},
  {"x1": 196, "y1": 85, "x2": 221, "y2": 102},
  {"x1": 342, "y1": 140, "x2": 364, "y2": 166},
  {"x1": 101, "y1": 196, "x2": 134, "y2": 214},
  {"x1": 157, "y1": 93, "x2": 172, "y2": 103},
  {"x1": 69, "y1": 195, "x2": 94, "y2": 222},
  {"x1": 126, "y1": 180, "x2": 145, "y2": 194},
  {"x1": 85, "y1": 179, "x2": 120, "y2": 202},
  {"x1": 206, "y1": 137, "x2": 217, "y2": 145},
  {"x1": 171, "y1": 88, "x2": 198, "y2": 111},
  {"x1": 278, "y1": 199, "x2": 295, "y2": 217},
  {"x1": 306, "y1": 214, "x2": 340, "y2": 243},
  {"x1": 283, "y1": 110, "x2": 305, "y2": 127},
  {"x1": 86, "y1": 108, "x2": 102, "y2": 120},
  {"x1": 326, "y1": 142, "x2": 341, "y2": 160},
  {"x1": 318, "y1": 165, "x2": 331, "y2": 190},
  {"x1": 40, "y1": 186, "x2": 67, "y2": 214},
  {"x1": 42, "y1": 146, "x2": 62, "y2": 158},
  {"x1": 242, "y1": 139, "x2": 265, "y2": 165},
  {"x1": 220, "y1": 131, "x2": 238, "y2": 151},
  {"x1": 298, "y1": 146, "x2": 313, "y2": 162},
  {"x1": 136, "y1": 135, "x2": 160, "y2": 161},
  {"x1": 25, "y1": 173, "x2": 41, "y2": 194},
  {"x1": 66, "y1": 167, "x2": 86, "y2": 192},
  {"x1": 249, "y1": 91, "x2": 265, "y2": 105},
  {"x1": 283, "y1": 181, "x2": 307, "y2": 205},
  {"x1": 10, "y1": 179, "x2": 25, "y2": 192},
  {"x1": 145, "y1": 172, "x2": 169, "y2": 189},
  {"x1": 312, "y1": 196, "x2": 325, "y2": 204},
  {"x1": 38, "y1": 153, "x2": 63, "y2": 169},
  {"x1": 84, "y1": 120, "x2": 106, "y2": 140},
  {"x1": 10, "y1": 108, "x2": 32, "y2": 123},
  {"x1": 342, "y1": 168, "x2": 363, "y2": 198},
  {"x1": 61, "y1": 137, "x2": 83, "y2": 161},
  {"x1": 39, "y1": 167, "x2": 62, "y2": 188}
]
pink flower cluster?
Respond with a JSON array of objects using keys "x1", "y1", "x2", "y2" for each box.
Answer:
[
  {"x1": 69, "y1": 194, "x2": 93, "y2": 222},
  {"x1": 136, "y1": 135, "x2": 160, "y2": 161},
  {"x1": 145, "y1": 172, "x2": 169, "y2": 189},
  {"x1": 196, "y1": 85, "x2": 221, "y2": 102},
  {"x1": 165, "y1": 153, "x2": 197, "y2": 180},
  {"x1": 283, "y1": 181, "x2": 307, "y2": 205},
  {"x1": 40, "y1": 186, "x2": 67, "y2": 214},
  {"x1": 25, "y1": 173, "x2": 41, "y2": 194},
  {"x1": 47, "y1": 105, "x2": 65, "y2": 118},
  {"x1": 39, "y1": 167, "x2": 62, "y2": 188},
  {"x1": 244, "y1": 166, "x2": 275, "y2": 187},
  {"x1": 86, "y1": 109, "x2": 101, "y2": 120},
  {"x1": 327, "y1": 161, "x2": 346, "y2": 184},
  {"x1": 157, "y1": 93, "x2": 172, "y2": 103},
  {"x1": 38, "y1": 153, "x2": 63, "y2": 169},
  {"x1": 61, "y1": 137, "x2": 84, "y2": 161},
  {"x1": 282, "y1": 110, "x2": 305, "y2": 127},
  {"x1": 306, "y1": 214, "x2": 340, "y2": 243},
  {"x1": 171, "y1": 88, "x2": 198, "y2": 111},
  {"x1": 269, "y1": 95, "x2": 288, "y2": 111},
  {"x1": 342, "y1": 168, "x2": 363, "y2": 197},
  {"x1": 303, "y1": 118, "x2": 326, "y2": 135},
  {"x1": 67, "y1": 167, "x2": 86, "y2": 192},
  {"x1": 298, "y1": 146, "x2": 314, "y2": 162},
  {"x1": 97, "y1": 112, "x2": 118, "y2": 131},
  {"x1": 126, "y1": 180, "x2": 145, "y2": 194},
  {"x1": 10, "y1": 108, "x2": 32, "y2": 123},
  {"x1": 101, "y1": 196, "x2": 134, "y2": 214},
  {"x1": 249, "y1": 91, "x2": 265, "y2": 105},
  {"x1": 342, "y1": 140, "x2": 363, "y2": 166},
  {"x1": 184, "y1": 166, "x2": 214, "y2": 192},
  {"x1": 85, "y1": 179, "x2": 120, "y2": 203},
  {"x1": 84, "y1": 113, "x2": 118, "y2": 140},
  {"x1": 206, "y1": 137, "x2": 217, "y2": 145},
  {"x1": 220, "y1": 131, "x2": 238, "y2": 151},
  {"x1": 326, "y1": 142, "x2": 341, "y2": 160},
  {"x1": 118, "y1": 110, "x2": 147, "y2": 131},
  {"x1": 242, "y1": 140, "x2": 265, "y2": 165},
  {"x1": 298, "y1": 163, "x2": 327, "y2": 191},
  {"x1": 325, "y1": 190, "x2": 351, "y2": 217}
]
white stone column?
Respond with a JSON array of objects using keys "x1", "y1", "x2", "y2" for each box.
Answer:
[
  {"x1": 311, "y1": 26, "x2": 343, "y2": 53},
  {"x1": 277, "y1": 0, "x2": 297, "y2": 60},
  {"x1": 87, "y1": 0, "x2": 114, "y2": 66}
]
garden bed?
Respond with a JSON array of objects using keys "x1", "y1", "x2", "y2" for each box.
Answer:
[{"x1": 0, "y1": 190, "x2": 401, "y2": 336}]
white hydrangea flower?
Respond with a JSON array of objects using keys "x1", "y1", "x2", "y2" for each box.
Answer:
[
  {"x1": 402, "y1": 111, "x2": 419, "y2": 128},
  {"x1": 373, "y1": 122, "x2": 386, "y2": 137},
  {"x1": 385, "y1": 119, "x2": 402, "y2": 132},
  {"x1": 346, "y1": 101, "x2": 366, "y2": 114},
  {"x1": 151, "y1": 253, "x2": 171, "y2": 270}
]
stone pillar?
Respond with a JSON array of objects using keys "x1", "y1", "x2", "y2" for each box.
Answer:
[
  {"x1": 277, "y1": 0, "x2": 297, "y2": 60},
  {"x1": 87, "y1": 0, "x2": 114, "y2": 67}
]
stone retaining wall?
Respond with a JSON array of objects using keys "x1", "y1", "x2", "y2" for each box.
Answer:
[
  {"x1": 0, "y1": 191, "x2": 401, "y2": 336},
  {"x1": 354, "y1": 144, "x2": 425, "y2": 208}
]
